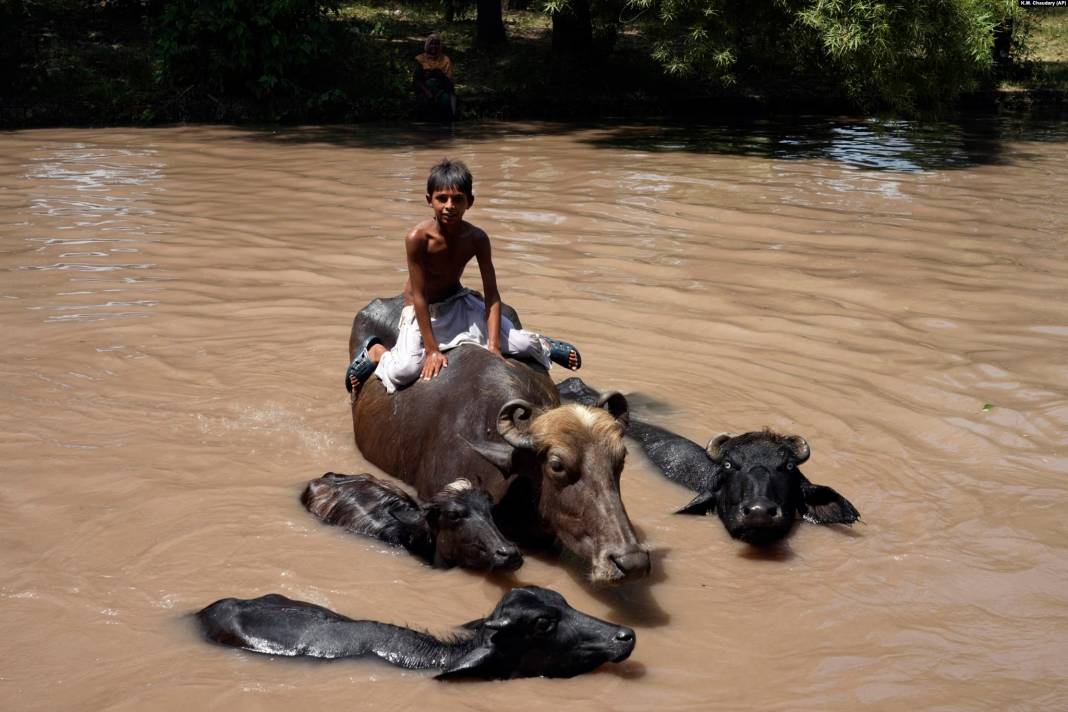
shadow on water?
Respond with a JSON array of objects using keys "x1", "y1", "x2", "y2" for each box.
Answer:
[
  {"x1": 231, "y1": 114, "x2": 1068, "y2": 172},
  {"x1": 737, "y1": 540, "x2": 797, "y2": 563}
]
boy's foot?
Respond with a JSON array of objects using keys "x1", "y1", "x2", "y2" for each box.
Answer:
[
  {"x1": 545, "y1": 337, "x2": 581, "y2": 371},
  {"x1": 345, "y1": 336, "x2": 383, "y2": 394}
]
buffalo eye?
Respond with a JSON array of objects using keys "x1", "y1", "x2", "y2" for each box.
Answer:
[
  {"x1": 549, "y1": 457, "x2": 566, "y2": 474},
  {"x1": 723, "y1": 461, "x2": 732, "y2": 470},
  {"x1": 533, "y1": 616, "x2": 557, "y2": 635},
  {"x1": 786, "y1": 461, "x2": 795, "y2": 471},
  {"x1": 446, "y1": 509, "x2": 466, "y2": 522}
]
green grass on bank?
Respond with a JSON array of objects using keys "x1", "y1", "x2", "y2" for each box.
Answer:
[{"x1": 1023, "y1": 8, "x2": 1068, "y2": 91}]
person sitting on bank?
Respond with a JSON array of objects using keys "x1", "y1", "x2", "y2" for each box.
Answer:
[{"x1": 414, "y1": 33, "x2": 457, "y2": 121}]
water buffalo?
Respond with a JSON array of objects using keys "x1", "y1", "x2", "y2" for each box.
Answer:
[
  {"x1": 349, "y1": 296, "x2": 649, "y2": 584},
  {"x1": 197, "y1": 586, "x2": 636, "y2": 679},
  {"x1": 302, "y1": 472, "x2": 522, "y2": 571},
  {"x1": 558, "y1": 377, "x2": 860, "y2": 546}
]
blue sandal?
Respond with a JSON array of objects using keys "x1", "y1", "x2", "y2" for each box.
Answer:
[
  {"x1": 545, "y1": 337, "x2": 581, "y2": 371},
  {"x1": 345, "y1": 336, "x2": 382, "y2": 393}
]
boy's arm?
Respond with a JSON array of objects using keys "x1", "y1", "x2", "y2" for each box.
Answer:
[
  {"x1": 474, "y1": 230, "x2": 502, "y2": 355},
  {"x1": 406, "y1": 229, "x2": 448, "y2": 378}
]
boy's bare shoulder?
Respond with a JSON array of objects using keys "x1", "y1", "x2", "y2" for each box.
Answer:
[
  {"x1": 405, "y1": 219, "x2": 437, "y2": 246},
  {"x1": 461, "y1": 220, "x2": 490, "y2": 243}
]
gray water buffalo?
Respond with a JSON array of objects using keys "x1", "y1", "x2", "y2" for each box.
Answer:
[
  {"x1": 198, "y1": 586, "x2": 636, "y2": 679},
  {"x1": 349, "y1": 297, "x2": 649, "y2": 584},
  {"x1": 558, "y1": 377, "x2": 859, "y2": 546},
  {"x1": 302, "y1": 472, "x2": 522, "y2": 571}
]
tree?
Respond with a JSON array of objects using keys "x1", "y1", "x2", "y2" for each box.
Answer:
[
  {"x1": 622, "y1": 0, "x2": 1029, "y2": 112},
  {"x1": 476, "y1": 0, "x2": 507, "y2": 45},
  {"x1": 545, "y1": 0, "x2": 594, "y2": 58}
]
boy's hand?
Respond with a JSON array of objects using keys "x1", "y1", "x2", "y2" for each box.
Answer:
[{"x1": 421, "y1": 350, "x2": 448, "y2": 380}]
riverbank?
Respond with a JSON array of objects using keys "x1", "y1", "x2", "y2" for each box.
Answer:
[{"x1": 2, "y1": 2, "x2": 1066, "y2": 128}]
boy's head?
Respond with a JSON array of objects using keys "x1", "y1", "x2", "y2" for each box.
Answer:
[{"x1": 426, "y1": 158, "x2": 473, "y2": 204}]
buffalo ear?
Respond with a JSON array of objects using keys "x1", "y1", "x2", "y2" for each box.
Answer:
[
  {"x1": 596, "y1": 391, "x2": 629, "y2": 429},
  {"x1": 390, "y1": 506, "x2": 426, "y2": 528},
  {"x1": 676, "y1": 490, "x2": 718, "y2": 515},
  {"x1": 435, "y1": 644, "x2": 499, "y2": 680},
  {"x1": 705, "y1": 433, "x2": 735, "y2": 462},
  {"x1": 462, "y1": 437, "x2": 514, "y2": 474},
  {"x1": 784, "y1": 435, "x2": 811, "y2": 464},
  {"x1": 800, "y1": 483, "x2": 860, "y2": 525}
]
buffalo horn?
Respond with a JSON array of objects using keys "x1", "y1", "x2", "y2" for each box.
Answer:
[
  {"x1": 705, "y1": 433, "x2": 736, "y2": 462},
  {"x1": 497, "y1": 399, "x2": 536, "y2": 450}
]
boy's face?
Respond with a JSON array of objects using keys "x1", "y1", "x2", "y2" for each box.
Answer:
[{"x1": 427, "y1": 186, "x2": 472, "y2": 227}]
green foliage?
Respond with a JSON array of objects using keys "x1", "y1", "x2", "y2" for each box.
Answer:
[
  {"x1": 0, "y1": 0, "x2": 159, "y2": 124},
  {"x1": 153, "y1": 0, "x2": 408, "y2": 119},
  {"x1": 0, "y1": 1, "x2": 31, "y2": 95},
  {"x1": 623, "y1": 0, "x2": 1031, "y2": 112},
  {"x1": 155, "y1": 0, "x2": 341, "y2": 100}
]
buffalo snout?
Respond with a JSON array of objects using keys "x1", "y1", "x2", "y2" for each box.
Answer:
[
  {"x1": 611, "y1": 627, "x2": 637, "y2": 662},
  {"x1": 493, "y1": 544, "x2": 524, "y2": 572},
  {"x1": 739, "y1": 497, "x2": 783, "y2": 526},
  {"x1": 594, "y1": 546, "x2": 651, "y2": 584}
]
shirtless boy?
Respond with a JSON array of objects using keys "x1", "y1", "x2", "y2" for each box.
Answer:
[{"x1": 346, "y1": 158, "x2": 581, "y2": 395}]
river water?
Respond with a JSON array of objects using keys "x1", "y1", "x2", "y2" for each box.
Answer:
[{"x1": 2, "y1": 120, "x2": 1066, "y2": 710}]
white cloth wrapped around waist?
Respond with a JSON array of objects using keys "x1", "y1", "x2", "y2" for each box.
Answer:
[{"x1": 373, "y1": 288, "x2": 550, "y2": 394}]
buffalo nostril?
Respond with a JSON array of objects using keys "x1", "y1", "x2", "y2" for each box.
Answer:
[
  {"x1": 609, "y1": 551, "x2": 651, "y2": 578},
  {"x1": 609, "y1": 553, "x2": 634, "y2": 575},
  {"x1": 741, "y1": 500, "x2": 779, "y2": 521},
  {"x1": 494, "y1": 547, "x2": 523, "y2": 570}
]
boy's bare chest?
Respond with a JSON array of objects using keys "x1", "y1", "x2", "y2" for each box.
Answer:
[{"x1": 424, "y1": 238, "x2": 475, "y2": 274}]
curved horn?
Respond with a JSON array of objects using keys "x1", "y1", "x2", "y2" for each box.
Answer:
[
  {"x1": 595, "y1": 391, "x2": 629, "y2": 428},
  {"x1": 705, "y1": 433, "x2": 736, "y2": 462},
  {"x1": 785, "y1": 435, "x2": 810, "y2": 464},
  {"x1": 497, "y1": 399, "x2": 536, "y2": 450}
]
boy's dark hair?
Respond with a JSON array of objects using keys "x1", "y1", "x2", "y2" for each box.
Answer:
[{"x1": 427, "y1": 158, "x2": 473, "y2": 201}]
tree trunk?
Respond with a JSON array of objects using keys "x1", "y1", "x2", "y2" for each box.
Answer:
[
  {"x1": 551, "y1": 0, "x2": 592, "y2": 59},
  {"x1": 476, "y1": 0, "x2": 506, "y2": 46}
]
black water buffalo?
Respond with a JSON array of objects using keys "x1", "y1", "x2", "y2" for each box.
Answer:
[
  {"x1": 302, "y1": 472, "x2": 522, "y2": 571},
  {"x1": 197, "y1": 586, "x2": 636, "y2": 679},
  {"x1": 558, "y1": 377, "x2": 860, "y2": 546},
  {"x1": 349, "y1": 297, "x2": 649, "y2": 584}
]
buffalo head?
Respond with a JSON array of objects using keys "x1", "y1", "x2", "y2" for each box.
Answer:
[
  {"x1": 468, "y1": 392, "x2": 650, "y2": 584},
  {"x1": 677, "y1": 430, "x2": 859, "y2": 545},
  {"x1": 424, "y1": 479, "x2": 523, "y2": 571}
]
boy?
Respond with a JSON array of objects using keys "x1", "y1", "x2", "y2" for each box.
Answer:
[{"x1": 346, "y1": 158, "x2": 580, "y2": 395}]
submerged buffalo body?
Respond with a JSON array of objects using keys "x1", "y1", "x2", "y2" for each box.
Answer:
[
  {"x1": 197, "y1": 586, "x2": 636, "y2": 679},
  {"x1": 558, "y1": 377, "x2": 859, "y2": 545},
  {"x1": 349, "y1": 298, "x2": 649, "y2": 583}
]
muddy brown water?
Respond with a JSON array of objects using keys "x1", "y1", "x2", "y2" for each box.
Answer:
[{"x1": 2, "y1": 120, "x2": 1067, "y2": 710}]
